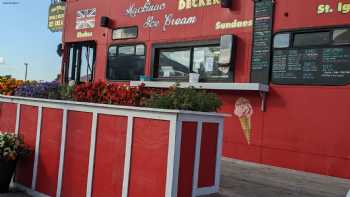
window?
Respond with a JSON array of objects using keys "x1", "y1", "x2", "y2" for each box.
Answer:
[
  {"x1": 155, "y1": 43, "x2": 231, "y2": 81},
  {"x1": 333, "y1": 29, "x2": 350, "y2": 45},
  {"x1": 107, "y1": 44, "x2": 145, "y2": 81},
  {"x1": 273, "y1": 33, "x2": 290, "y2": 48},
  {"x1": 272, "y1": 28, "x2": 350, "y2": 86},
  {"x1": 158, "y1": 48, "x2": 191, "y2": 78},
  {"x1": 293, "y1": 31, "x2": 330, "y2": 47},
  {"x1": 65, "y1": 42, "x2": 96, "y2": 83},
  {"x1": 112, "y1": 27, "x2": 138, "y2": 40}
]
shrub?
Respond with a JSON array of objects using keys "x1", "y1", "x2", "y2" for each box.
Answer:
[
  {"x1": 0, "y1": 132, "x2": 30, "y2": 161},
  {"x1": 145, "y1": 85, "x2": 222, "y2": 112}
]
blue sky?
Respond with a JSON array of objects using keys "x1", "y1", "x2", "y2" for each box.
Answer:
[{"x1": 0, "y1": 0, "x2": 62, "y2": 81}]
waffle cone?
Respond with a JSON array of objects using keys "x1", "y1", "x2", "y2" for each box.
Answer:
[{"x1": 239, "y1": 116, "x2": 252, "y2": 144}]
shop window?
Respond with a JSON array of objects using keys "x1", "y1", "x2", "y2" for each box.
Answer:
[
  {"x1": 107, "y1": 44, "x2": 145, "y2": 81},
  {"x1": 154, "y1": 43, "x2": 231, "y2": 81},
  {"x1": 333, "y1": 29, "x2": 350, "y2": 45},
  {"x1": 273, "y1": 33, "x2": 290, "y2": 48},
  {"x1": 158, "y1": 48, "x2": 191, "y2": 78},
  {"x1": 293, "y1": 31, "x2": 330, "y2": 47},
  {"x1": 112, "y1": 27, "x2": 138, "y2": 40},
  {"x1": 65, "y1": 42, "x2": 96, "y2": 83},
  {"x1": 271, "y1": 28, "x2": 350, "y2": 86}
]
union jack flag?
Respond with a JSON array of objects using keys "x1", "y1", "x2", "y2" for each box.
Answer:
[{"x1": 75, "y1": 8, "x2": 96, "y2": 30}]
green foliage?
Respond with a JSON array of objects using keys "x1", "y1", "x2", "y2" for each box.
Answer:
[
  {"x1": 145, "y1": 85, "x2": 222, "y2": 112},
  {"x1": 57, "y1": 84, "x2": 75, "y2": 100}
]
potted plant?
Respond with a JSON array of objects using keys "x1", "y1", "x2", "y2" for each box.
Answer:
[{"x1": 0, "y1": 132, "x2": 29, "y2": 193}]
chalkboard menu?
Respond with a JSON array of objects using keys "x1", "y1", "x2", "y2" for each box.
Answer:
[
  {"x1": 272, "y1": 47, "x2": 350, "y2": 85},
  {"x1": 250, "y1": 0, "x2": 274, "y2": 84}
]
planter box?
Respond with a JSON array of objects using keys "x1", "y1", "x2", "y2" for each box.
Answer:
[{"x1": 0, "y1": 95, "x2": 226, "y2": 197}]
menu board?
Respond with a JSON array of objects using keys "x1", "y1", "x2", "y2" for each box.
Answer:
[
  {"x1": 250, "y1": 0, "x2": 274, "y2": 84},
  {"x1": 272, "y1": 47, "x2": 350, "y2": 85}
]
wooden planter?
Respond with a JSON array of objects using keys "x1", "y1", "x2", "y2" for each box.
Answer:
[{"x1": 0, "y1": 95, "x2": 226, "y2": 197}]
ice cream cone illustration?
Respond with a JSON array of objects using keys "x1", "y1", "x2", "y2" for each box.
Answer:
[{"x1": 234, "y1": 98, "x2": 253, "y2": 144}]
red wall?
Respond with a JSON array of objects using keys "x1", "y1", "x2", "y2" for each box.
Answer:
[
  {"x1": 177, "y1": 122, "x2": 197, "y2": 197},
  {"x1": 0, "y1": 103, "x2": 17, "y2": 132},
  {"x1": 16, "y1": 105, "x2": 38, "y2": 187},
  {"x1": 92, "y1": 114, "x2": 127, "y2": 197},
  {"x1": 61, "y1": 111, "x2": 92, "y2": 197},
  {"x1": 198, "y1": 123, "x2": 219, "y2": 188},
  {"x1": 36, "y1": 108, "x2": 63, "y2": 196},
  {"x1": 128, "y1": 118, "x2": 170, "y2": 197}
]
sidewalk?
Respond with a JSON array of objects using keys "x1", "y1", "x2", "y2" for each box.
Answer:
[{"x1": 205, "y1": 158, "x2": 350, "y2": 197}]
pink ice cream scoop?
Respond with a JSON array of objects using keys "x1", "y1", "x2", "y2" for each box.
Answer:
[{"x1": 234, "y1": 97, "x2": 253, "y2": 118}]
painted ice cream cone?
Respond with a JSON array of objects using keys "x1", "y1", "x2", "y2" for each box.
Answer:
[
  {"x1": 234, "y1": 98, "x2": 253, "y2": 145},
  {"x1": 239, "y1": 116, "x2": 252, "y2": 144}
]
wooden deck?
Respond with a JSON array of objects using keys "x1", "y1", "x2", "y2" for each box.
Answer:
[
  {"x1": 2, "y1": 157, "x2": 350, "y2": 197},
  {"x1": 204, "y1": 158, "x2": 350, "y2": 197}
]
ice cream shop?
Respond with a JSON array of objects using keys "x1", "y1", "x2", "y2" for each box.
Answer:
[
  {"x1": 59, "y1": 0, "x2": 350, "y2": 178},
  {"x1": 1, "y1": 0, "x2": 350, "y2": 196}
]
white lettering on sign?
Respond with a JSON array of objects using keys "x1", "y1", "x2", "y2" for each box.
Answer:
[
  {"x1": 126, "y1": 0, "x2": 166, "y2": 18},
  {"x1": 163, "y1": 14, "x2": 197, "y2": 31},
  {"x1": 143, "y1": 16, "x2": 160, "y2": 28}
]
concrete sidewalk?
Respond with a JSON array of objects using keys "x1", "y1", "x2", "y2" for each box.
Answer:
[
  {"x1": 205, "y1": 158, "x2": 350, "y2": 197},
  {"x1": 2, "y1": 158, "x2": 350, "y2": 197}
]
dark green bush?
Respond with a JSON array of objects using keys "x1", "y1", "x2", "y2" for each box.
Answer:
[{"x1": 145, "y1": 85, "x2": 222, "y2": 112}]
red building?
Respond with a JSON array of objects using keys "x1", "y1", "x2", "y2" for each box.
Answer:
[{"x1": 60, "y1": 0, "x2": 350, "y2": 179}]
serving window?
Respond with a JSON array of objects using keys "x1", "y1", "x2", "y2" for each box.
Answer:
[
  {"x1": 271, "y1": 27, "x2": 350, "y2": 85},
  {"x1": 153, "y1": 41, "x2": 232, "y2": 82},
  {"x1": 107, "y1": 44, "x2": 145, "y2": 81}
]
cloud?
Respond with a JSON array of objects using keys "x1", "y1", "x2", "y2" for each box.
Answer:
[{"x1": 0, "y1": 57, "x2": 4, "y2": 64}]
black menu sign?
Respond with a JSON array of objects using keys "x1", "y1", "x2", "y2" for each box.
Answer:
[
  {"x1": 272, "y1": 47, "x2": 350, "y2": 85},
  {"x1": 250, "y1": 0, "x2": 274, "y2": 84}
]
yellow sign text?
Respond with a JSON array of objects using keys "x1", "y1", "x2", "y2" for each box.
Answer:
[{"x1": 178, "y1": 0, "x2": 220, "y2": 10}]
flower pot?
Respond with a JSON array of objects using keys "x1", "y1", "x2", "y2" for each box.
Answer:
[{"x1": 0, "y1": 159, "x2": 17, "y2": 193}]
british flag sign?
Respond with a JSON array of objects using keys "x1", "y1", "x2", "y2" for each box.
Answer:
[{"x1": 76, "y1": 8, "x2": 96, "y2": 30}]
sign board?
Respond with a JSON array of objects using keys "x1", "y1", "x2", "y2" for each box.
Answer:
[
  {"x1": 250, "y1": 0, "x2": 274, "y2": 84},
  {"x1": 48, "y1": 2, "x2": 65, "y2": 32},
  {"x1": 272, "y1": 47, "x2": 350, "y2": 85}
]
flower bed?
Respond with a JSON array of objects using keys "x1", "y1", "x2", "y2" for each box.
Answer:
[{"x1": 1, "y1": 77, "x2": 222, "y2": 112}]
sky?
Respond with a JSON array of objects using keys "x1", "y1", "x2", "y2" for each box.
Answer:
[{"x1": 0, "y1": 0, "x2": 62, "y2": 81}]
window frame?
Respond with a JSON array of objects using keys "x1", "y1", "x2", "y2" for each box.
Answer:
[
  {"x1": 106, "y1": 43, "x2": 146, "y2": 82},
  {"x1": 64, "y1": 41, "x2": 96, "y2": 84},
  {"x1": 273, "y1": 26, "x2": 350, "y2": 50},
  {"x1": 151, "y1": 39, "x2": 233, "y2": 82},
  {"x1": 112, "y1": 26, "x2": 138, "y2": 40}
]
